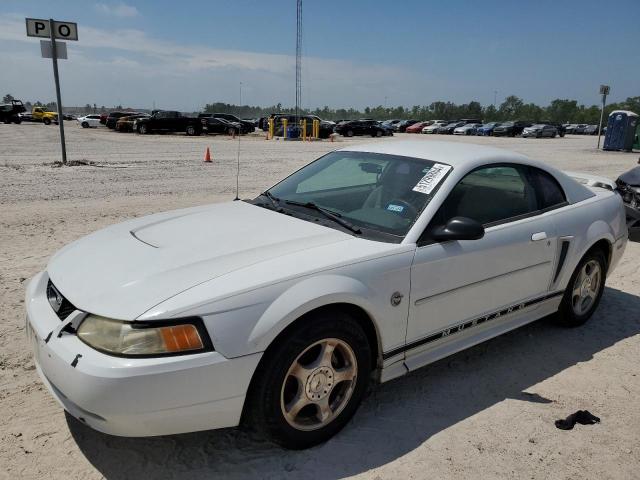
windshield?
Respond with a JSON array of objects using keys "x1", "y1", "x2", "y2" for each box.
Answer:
[{"x1": 264, "y1": 151, "x2": 451, "y2": 240}]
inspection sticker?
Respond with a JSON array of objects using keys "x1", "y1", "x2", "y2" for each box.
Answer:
[
  {"x1": 412, "y1": 163, "x2": 452, "y2": 195},
  {"x1": 387, "y1": 204, "x2": 404, "y2": 212}
]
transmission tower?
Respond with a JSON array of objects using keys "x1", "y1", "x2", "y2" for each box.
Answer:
[{"x1": 295, "y1": 0, "x2": 302, "y2": 126}]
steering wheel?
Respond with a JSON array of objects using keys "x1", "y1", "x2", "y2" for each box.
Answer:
[{"x1": 387, "y1": 199, "x2": 418, "y2": 218}]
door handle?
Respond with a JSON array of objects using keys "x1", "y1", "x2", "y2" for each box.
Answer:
[{"x1": 531, "y1": 232, "x2": 547, "y2": 241}]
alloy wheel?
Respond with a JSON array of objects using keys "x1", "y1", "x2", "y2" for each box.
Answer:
[
  {"x1": 280, "y1": 338, "x2": 358, "y2": 431},
  {"x1": 571, "y1": 259, "x2": 601, "y2": 316}
]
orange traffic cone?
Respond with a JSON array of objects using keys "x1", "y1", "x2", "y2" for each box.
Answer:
[{"x1": 204, "y1": 146, "x2": 212, "y2": 163}]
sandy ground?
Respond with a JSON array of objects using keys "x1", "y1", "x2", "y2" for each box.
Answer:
[{"x1": 1, "y1": 123, "x2": 639, "y2": 480}]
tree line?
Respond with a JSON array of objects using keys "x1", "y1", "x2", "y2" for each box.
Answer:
[{"x1": 204, "y1": 95, "x2": 640, "y2": 125}]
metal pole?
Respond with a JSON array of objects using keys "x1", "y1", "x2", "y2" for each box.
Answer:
[
  {"x1": 234, "y1": 82, "x2": 242, "y2": 201},
  {"x1": 596, "y1": 93, "x2": 607, "y2": 150},
  {"x1": 49, "y1": 19, "x2": 67, "y2": 165}
]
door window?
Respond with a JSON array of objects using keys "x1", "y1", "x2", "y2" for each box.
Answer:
[{"x1": 434, "y1": 165, "x2": 537, "y2": 226}]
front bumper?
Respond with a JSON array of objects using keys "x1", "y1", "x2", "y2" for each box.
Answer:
[{"x1": 25, "y1": 271, "x2": 262, "y2": 437}]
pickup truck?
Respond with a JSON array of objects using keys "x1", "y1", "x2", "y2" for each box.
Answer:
[
  {"x1": 19, "y1": 107, "x2": 59, "y2": 125},
  {"x1": 0, "y1": 100, "x2": 26, "y2": 124},
  {"x1": 134, "y1": 110, "x2": 202, "y2": 135}
]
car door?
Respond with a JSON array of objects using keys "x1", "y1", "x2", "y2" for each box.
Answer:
[{"x1": 405, "y1": 164, "x2": 558, "y2": 360}]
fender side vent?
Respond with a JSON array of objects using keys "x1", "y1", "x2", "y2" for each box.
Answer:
[{"x1": 553, "y1": 240, "x2": 571, "y2": 283}]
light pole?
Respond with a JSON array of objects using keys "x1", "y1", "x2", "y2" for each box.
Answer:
[{"x1": 596, "y1": 84, "x2": 609, "y2": 150}]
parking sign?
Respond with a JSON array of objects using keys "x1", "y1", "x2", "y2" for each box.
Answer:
[{"x1": 26, "y1": 18, "x2": 78, "y2": 41}]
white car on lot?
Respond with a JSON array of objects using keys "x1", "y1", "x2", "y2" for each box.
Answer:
[
  {"x1": 76, "y1": 115, "x2": 101, "y2": 128},
  {"x1": 422, "y1": 120, "x2": 447, "y2": 133},
  {"x1": 454, "y1": 123, "x2": 482, "y2": 135},
  {"x1": 26, "y1": 141, "x2": 627, "y2": 449}
]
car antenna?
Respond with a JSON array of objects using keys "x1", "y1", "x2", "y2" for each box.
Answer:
[{"x1": 234, "y1": 81, "x2": 242, "y2": 201}]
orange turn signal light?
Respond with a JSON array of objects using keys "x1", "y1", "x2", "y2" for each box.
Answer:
[{"x1": 160, "y1": 324, "x2": 204, "y2": 352}]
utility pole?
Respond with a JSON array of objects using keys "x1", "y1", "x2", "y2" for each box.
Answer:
[{"x1": 596, "y1": 85, "x2": 610, "y2": 150}]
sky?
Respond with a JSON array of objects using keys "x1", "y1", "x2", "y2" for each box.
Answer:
[{"x1": 0, "y1": 0, "x2": 638, "y2": 111}]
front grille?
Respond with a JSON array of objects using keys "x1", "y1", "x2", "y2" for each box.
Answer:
[{"x1": 47, "y1": 280, "x2": 77, "y2": 320}]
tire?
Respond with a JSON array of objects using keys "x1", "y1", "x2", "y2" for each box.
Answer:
[
  {"x1": 556, "y1": 249, "x2": 606, "y2": 327},
  {"x1": 228, "y1": 127, "x2": 237, "y2": 136},
  {"x1": 43, "y1": 118, "x2": 51, "y2": 125},
  {"x1": 243, "y1": 310, "x2": 372, "y2": 449},
  {"x1": 13, "y1": 117, "x2": 21, "y2": 124},
  {"x1": 346, "y1": 130, "x2": 354, "y2": 137},
  {"x1": 138, "y1": 124, "x2": 148, "y2": 134},
  {"x1": 82, "y1": 122, "x2": 89, "y2": 128},
  {"x1": 373, "y1": 129, "x2": 382, "y2": 137},
  {"x1": 186, "y1": 125, "x2": 196, "y2": 136}
]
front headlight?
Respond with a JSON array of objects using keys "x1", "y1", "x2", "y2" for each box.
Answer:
[{"x1": 77, "y1": 315, "x2": 209, "y2": 356}]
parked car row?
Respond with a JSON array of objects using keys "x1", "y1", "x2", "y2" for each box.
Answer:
[
  {"x1": 406, "y1": 119, "x2": 568, "y2": 138},
  {"x1": 564, "y1": 124, "x2": 601, "y2": 135},
  {"x1": 78, "y1": 110, "x2": 259, "y2": 136}
]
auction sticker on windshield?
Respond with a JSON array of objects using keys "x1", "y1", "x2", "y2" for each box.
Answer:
[{"x1": 412, "y1": 163, "x2": 452, "y2": 195}]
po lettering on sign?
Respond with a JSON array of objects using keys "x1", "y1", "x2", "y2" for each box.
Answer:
[{"x1": 26, "y1": 18, "x2": 78, "y2": 41}]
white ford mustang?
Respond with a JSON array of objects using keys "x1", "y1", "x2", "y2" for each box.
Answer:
[{"x1": 26, "y1": 141, "x2": 627, "y2": 449}]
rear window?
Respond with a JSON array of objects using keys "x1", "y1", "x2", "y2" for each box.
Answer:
[{"x1": 529, "y1": 168, "x2": 566, "y2": 209}]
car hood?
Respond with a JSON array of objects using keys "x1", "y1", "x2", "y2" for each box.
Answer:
[
  {"x1": 47, "y1": 201, "x2": 353, "y2": 319},
  {"x1": 618, "y1": 166, "x2": 640, "y2": 186}
]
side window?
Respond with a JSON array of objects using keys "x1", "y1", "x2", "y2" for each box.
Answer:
[
  {"x1": 529, "y1": 168, "x2": 566, "y2": 209},
  {"x1": 435, "y1": 165, "x2": 537, "y2": 226}
]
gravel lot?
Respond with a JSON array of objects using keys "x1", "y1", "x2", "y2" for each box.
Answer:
[{"x1": 1, "y1": 123, "x2": 639, "y2": 480}]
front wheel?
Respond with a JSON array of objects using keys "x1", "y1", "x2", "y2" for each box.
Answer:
[
  {"x1": 138, "y1": 124, "x2": 148, "y2": 134},
  {"x1": 82, "y1": 122, "x2": 89, "y2": 128},
  {"x1": 556, "y1": 250, "x2": 606, "y2": 327},
  {"x1": 243, "y1": 310, "x2": 371, "y2": 449},
  {"x1": 346, "y1": 130, "x2": 354, "y2": 137},
  {"x1": 373, "y1": 129, "x2": 382, "y2": 137},
  {"x1": 43, "y1": 118, "x2": 51, "y2": 125}
]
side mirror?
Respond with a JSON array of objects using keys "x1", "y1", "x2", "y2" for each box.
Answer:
[{"x1": 430, "y1": 216, "x2": 484, "y2": 242}]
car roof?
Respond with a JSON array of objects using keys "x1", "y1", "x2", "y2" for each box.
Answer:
[{"x1": 339, "y1": 140, "x2": 530, "y2": 168}]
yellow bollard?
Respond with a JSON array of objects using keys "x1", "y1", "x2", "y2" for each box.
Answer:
[
  {"x1": 282, "y1": 118, "x2": 288, "y2": 140},
  {"x1": 268, "y1": 118, "x2": 274, "y2": 140},
  {"x1": 313, "y1": 119, "x2": 320, "y2": 140},
  {"x1": 301, "y1": 119, "x2": 307, "y2": 142}
]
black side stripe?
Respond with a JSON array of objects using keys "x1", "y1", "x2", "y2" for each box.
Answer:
[{"x1": 382, "y1": 290, "x2": 564, "y2": 360}]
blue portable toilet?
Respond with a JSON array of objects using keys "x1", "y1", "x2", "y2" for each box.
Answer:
[{"x1": 603, "y1": 110, "x2": 638, "y2": 151}]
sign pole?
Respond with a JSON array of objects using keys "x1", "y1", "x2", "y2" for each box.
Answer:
[
  {"x1": 49, "y1": 18, "x2": 67, "y2": 165},
  {"x1": 596, "y1": 85, "x2": 609, "y2": 150}
]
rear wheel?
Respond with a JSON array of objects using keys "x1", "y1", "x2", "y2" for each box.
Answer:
[
  {"x1": 244, "y1": 310, "x2": 372, "y2": 449},
  {"x1": 373, "y1": 129, "x2": 382, "y2": 137},
  {"x1": 346, "y1": 130, "x2": 354, "y2": 137},
  {"x1": 556, "y1": 250, "x2": 606, "y2": 327},
  {"x1": 186, "y1": 125, "x2": 196, "y2": 136}
]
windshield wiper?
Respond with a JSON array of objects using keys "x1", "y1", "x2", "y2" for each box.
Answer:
[
  {"x1": 259, "y1": 191, "x2": 283, "y2": 211},
  {"x1": 284, "y1": 200, "x2": 361, "y2": 234}
]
